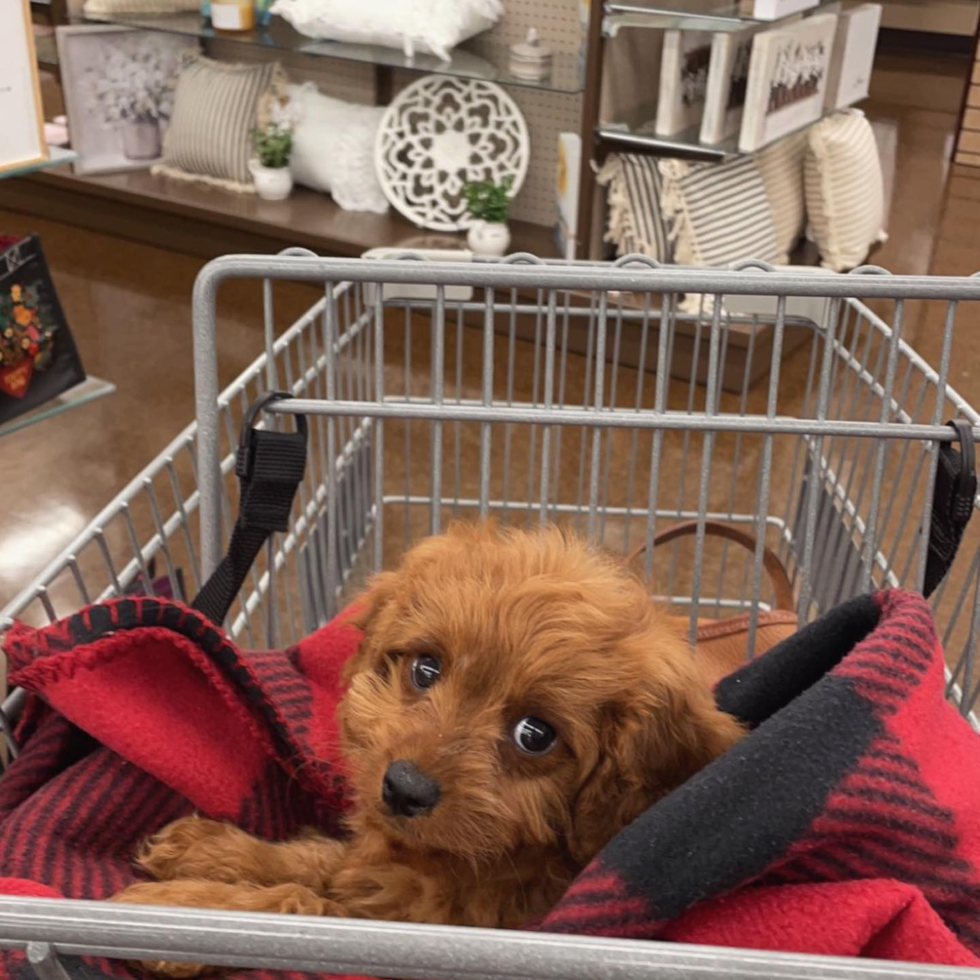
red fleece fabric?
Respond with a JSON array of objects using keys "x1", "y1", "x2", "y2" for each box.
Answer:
[{"x1": 0, "y1": 590, "x2": 978, "y2": 980}]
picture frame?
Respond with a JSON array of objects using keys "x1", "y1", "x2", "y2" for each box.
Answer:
[
  {"x1": 738, "y1": 13, "x2": 838, "y2": 153},
  {"x1": 55, "y1": 24, "x2": 190, "y2": 176},
  {"x1": 700, "y1": 25, "x2": 762, "y2": 146},
  {"x1": 0, "y1": 0, "x2": 48, "y2": 176},
  {"x1": 824, "y1": 3, "x2": 882, "y2": 111},
  {"x1": 656, "y1": 30, "x2": 713, "y2": 137}
]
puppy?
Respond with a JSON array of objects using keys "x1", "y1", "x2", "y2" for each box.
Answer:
[{"x1": 113, "y1": 523, "x2": 743, "y2": 968}]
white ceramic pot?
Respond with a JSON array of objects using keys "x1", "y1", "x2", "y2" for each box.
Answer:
[
  {"x1": 122, "y1": 119, "x2": 161, "y2": 161},
  {"x1": 466, "y1": 221, "x2": 511, "y2": 257},
  {"x1": 249, "y1": 161, "x2": 293, "y2": 201}
]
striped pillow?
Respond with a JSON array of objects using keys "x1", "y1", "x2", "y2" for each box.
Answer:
[
  {"x1": 658, "y1": 155, "x2": 780, "y2": 267},
  {"x1": 597, "y1": 154, "x2": 670, "y2": 262},
  {"x1": 804, "y1": 110, "x2": 887, "y2": 271},
  {"x1": 755, "y1": 130, "x2": 808, "y2": 264},
  {"x1": 153, "y1": 56, "x2": 284, "y2": 193}
]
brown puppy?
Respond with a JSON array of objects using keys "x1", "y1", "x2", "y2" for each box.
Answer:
[{"x1": 114, "y1": 523, "x2": 743, "y2": 965}]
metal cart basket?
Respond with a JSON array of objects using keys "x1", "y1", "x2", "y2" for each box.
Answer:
[{"x1": 2, "y1": 252, "x2": 980, "y2": 980}]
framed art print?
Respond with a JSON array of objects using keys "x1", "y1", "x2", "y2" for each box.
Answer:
[
  {"x1": 656, "y1": 30, "x2": 713, "y2": 137},
  {"x1": 56, "y1": 25, "x2": 189, "y2": 176},
  {"x1": 739, "y1": 13, "x2": 838, "y2": 153},
  {"x1": 700, "y1": 25, "x2": 762, "y2": 145},
  {"x1": 0, "y1": 0, "x2": 48, "y2": 175}
]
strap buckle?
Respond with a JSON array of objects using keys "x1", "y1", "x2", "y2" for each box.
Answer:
[
  {"x1": 948, "y1": 418, "x2": 976, "y2": 505},
  {"x1": 236, "y1": 391, "x2": 309, "y2": 480}
]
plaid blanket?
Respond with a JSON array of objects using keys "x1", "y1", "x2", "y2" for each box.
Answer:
[{"x1": 1, "y1": 589, "x2": 979, "y2": 979}]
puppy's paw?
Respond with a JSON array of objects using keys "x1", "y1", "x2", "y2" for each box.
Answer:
[
  {"x1": 111, "y1": 879, "x2": 335, "y2": 917},
  {"x1": 137, "y1": 815, "x2": 249, "y2": 882},
  {"x1": 112, "y1": 880, "x2": 337, "y2": 977},
  {"x1": 111, "y1": 881, "x2": 221, "y2": 979}
]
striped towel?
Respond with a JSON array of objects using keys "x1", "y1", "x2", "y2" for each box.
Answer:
[{"x1": 597, "y1": 154, "x2": 671, "y2": 263}]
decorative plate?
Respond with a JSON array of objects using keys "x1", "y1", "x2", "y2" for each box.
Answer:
[{"x1": 375, "y1": 75, "x2": 530, "y2": 232}]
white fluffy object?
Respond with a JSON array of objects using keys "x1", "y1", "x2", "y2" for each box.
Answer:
[
  {"x1": 288, "y1": 84, "x2": 389, "y2": 214},
  {"x1": 271, "y1": 0, "x2": 502, "y2": 60}
]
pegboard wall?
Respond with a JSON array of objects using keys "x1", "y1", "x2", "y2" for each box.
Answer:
[
  {"x1": 207, "y1": 39, "x2": 377, "y2": 105},
  {"x1": 483, "y1": 0, "x2": 585, "y2": 52}
]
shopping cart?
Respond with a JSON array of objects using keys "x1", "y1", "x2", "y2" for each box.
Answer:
[{"x1": 2, "y1": 251, "x2": 980, "y2": 980}]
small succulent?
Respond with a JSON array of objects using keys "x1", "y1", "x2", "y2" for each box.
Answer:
[
  {"x1": 252, "y1": 122, "x2": 293, "y2": 169},
  {"x1": 463, "y1": 175, "x2": 514, "y2": 224}
]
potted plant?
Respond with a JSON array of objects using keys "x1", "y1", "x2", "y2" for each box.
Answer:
[
  {"x1": 89, "y1": 37, "x2": 181, "y2": 161},
  {"x1": 463, "y1": 175, "x2": 514, "y2": 257},
  {"x1": 250, "y1": 122, "x2": 294, "y2": 201}
]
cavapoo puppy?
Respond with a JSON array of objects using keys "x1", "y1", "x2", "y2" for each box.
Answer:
[{"x1": 114, "y1": 522, "x2": 743, "y2": 966}]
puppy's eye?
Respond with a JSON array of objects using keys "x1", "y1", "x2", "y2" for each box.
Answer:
[
  {"x1": 410, "y1": 653, "x2": 441, "y2": 690},
  {"x1": 512, "y1": 716, "x2": 557, "y2": 756}
]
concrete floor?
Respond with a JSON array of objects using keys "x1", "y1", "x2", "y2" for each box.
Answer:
[{"x1": 1, "y1": 44, "x2": 980, "y2": 636}]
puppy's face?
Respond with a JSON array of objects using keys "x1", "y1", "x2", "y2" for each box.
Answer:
[{"x1": 338, "y1": 523, "x2": 742, "y2": 865}]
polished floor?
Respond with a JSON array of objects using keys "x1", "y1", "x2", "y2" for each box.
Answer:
[{"x1": 2, "y1": 44, "x2": 980, "y2": 633}]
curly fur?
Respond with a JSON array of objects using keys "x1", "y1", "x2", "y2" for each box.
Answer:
[{"x1": 112, "y1": 523, "x2": 744, "y2": 972}]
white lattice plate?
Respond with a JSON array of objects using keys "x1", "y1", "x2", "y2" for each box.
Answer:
[{"x1": 375, "y1": 74, "x2": 530, "y2": 232}]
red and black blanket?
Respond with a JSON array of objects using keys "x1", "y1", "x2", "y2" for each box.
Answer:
[{"x1": 1, "y1": 588, "x2": 979, "y2": 978}]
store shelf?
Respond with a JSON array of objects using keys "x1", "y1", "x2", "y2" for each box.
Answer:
[
  {"x1": 603, "y1": 0, "x2": 840, "y2": 33},
  {"x1": 596, "y1": 123, "x2": 737, "y2": 162},
  {"x1": 595, "y1": 99, "x2": 865, "y2": 162},
  {"x1": 77, "y1": 11, "x2": 585, "y2": 94},
  {"x1": 0, "y1": 147, "x2": 78, "y2": 181},
  {"x1": 0, "y1": 375, "x2": 115, "y2": 439},
  {"x1": 34, "y1": 30, "x2": 59, "y2": 68},
  {"x1": 0, "y1": 164, "x2": 559, "y2": 261}
]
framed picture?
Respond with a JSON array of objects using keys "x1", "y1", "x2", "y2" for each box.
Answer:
[
  {"x1": 56, "y1": 25, "x2": 190, "y2": 176},
  {"x1": 0, "y1": 0, "x2": 48, "y2": 175},
  {"x1": 656, "y1": 30, "x2": 713, "y2": 137},
  {"x1": 739, "y1": 13, "x2": 838, "y2": 153}
]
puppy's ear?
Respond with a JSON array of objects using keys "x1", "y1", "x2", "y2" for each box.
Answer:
[
  {"x1": 342, "y1": 571, "x2": 398, "y2": 682},
  {"x1": 568, "y1": 637, "x2": 743, "y2": 864}
]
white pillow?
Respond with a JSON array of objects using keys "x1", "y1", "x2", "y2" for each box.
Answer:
[
  {"x1": 804, "y1": 110, "x2": 887, "y2": 272},
  {"x1": 271, "y1": 0, "x2": 502, "y2": 60},
  {"x1": 288, "y1": 84, "x2": 389, "y2": 214},
  {"x1": 755, "y1": 130, "x2": 808, "y2": 264}
]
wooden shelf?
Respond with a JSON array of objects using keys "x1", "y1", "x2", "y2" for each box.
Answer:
[{"x1": 0, "y1": 165, "x2": 559, "y2": 260}]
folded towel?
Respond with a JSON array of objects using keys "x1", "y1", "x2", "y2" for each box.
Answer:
[{"x1": 1, "y1": 588, "x2": 978, "y2": 980}]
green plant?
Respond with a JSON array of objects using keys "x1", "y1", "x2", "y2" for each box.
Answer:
[
  {"x1": 252, "y1": 123, "x2": 293, "y2": 169},
  {"x1": 463, "y1": 175, "x2": 514, "y2": 223}
]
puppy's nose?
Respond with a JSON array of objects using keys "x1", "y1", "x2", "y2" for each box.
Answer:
[{"x1": 382, "y1": 759, "x2": 441, "y2": 817}]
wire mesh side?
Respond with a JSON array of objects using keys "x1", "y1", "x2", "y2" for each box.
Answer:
[{"x1": 5, "y1": 259, "x2": 980, "y2": 731}]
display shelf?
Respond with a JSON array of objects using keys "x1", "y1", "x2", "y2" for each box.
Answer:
[
  {"x1": 0, "y1": 165, "x2": 559, "y2": 261},
  {"x1": 596, "y1": 123, "x2": 737, "y2": 162},
  {"x1": 595, "y1": 100, "x2": 865, "y2": 163},
  {"x1": 1, "y1": 147, "x2": 78, "y2": 181},
  {"x1": 34, "y1": 30, "x2": 59, "y2": 67},
  {"x1": 0, "y1": 375, "x2": 115, "y2": 439},
  {"x1": 603, "y1": 0, "x2": 840, "y2": 34},
  {"x1": 77, "y1": 11, "x2": 585, "y2": 95}
]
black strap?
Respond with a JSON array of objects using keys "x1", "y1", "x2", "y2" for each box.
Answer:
[
  {"x1": 192, "y1": 392, "x2": 308, "y2": 626},
  {"x1": 923, "y1": 418, "x2": 977, "y2": 598}
]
